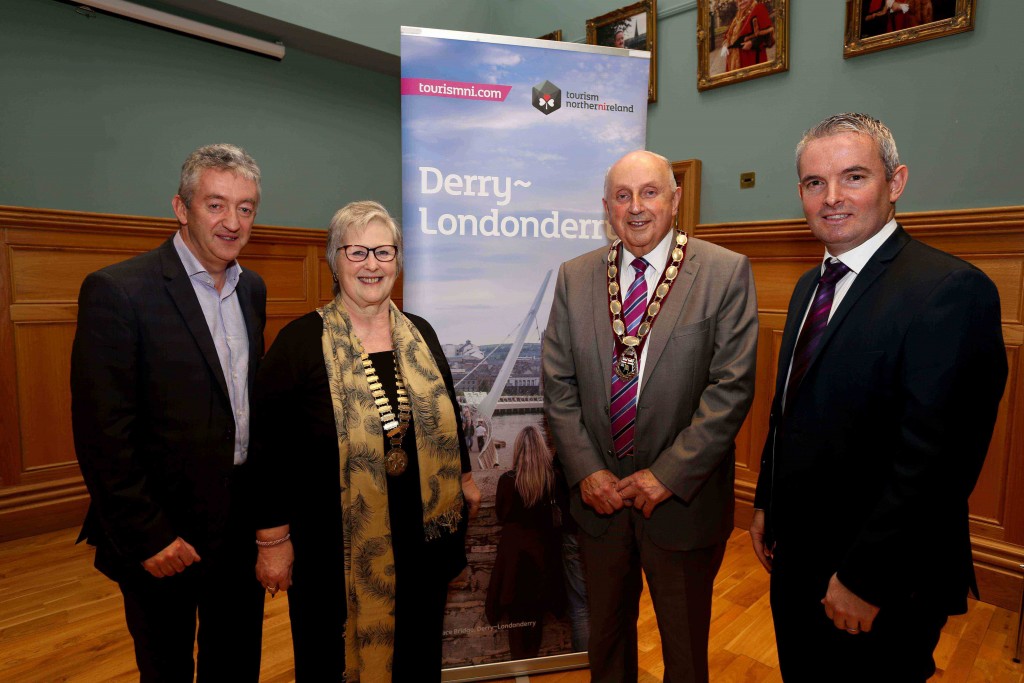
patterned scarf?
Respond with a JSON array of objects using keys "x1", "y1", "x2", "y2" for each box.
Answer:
[{"x1": 320, "y1": 297, "x2": 463, "y2": 681}]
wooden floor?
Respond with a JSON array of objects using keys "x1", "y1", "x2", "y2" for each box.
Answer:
[{"x1": 1, "y1": 527, "x2": 1020, "y2": 682}]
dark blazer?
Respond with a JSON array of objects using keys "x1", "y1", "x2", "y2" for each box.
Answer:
[
  {"x1": 71, "y1": 237, "x2": 266, "y2": 578},
  {"x1": 754, "y1": 226, "x2": 1007, "y2": 612},
  {"x1": 544, "y1": 237, "x2": 759, "y2": 551}
]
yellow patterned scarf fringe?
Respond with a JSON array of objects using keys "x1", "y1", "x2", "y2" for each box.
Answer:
[{"x1": 320, "y1": 297, "x2": 463, "y2": 681}]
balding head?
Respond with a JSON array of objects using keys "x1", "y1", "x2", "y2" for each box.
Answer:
[{"x1": 603, "y1": 150, "x2": 682, "y2": 257}]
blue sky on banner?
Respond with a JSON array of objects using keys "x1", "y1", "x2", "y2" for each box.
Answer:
[{"x1": 401, "y1": 33, "x2": 649, "y2": 347}]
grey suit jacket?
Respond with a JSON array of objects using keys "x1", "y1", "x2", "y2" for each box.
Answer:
[{"x1": 543, "y1": 236, "x2": 758, "y2": 551}]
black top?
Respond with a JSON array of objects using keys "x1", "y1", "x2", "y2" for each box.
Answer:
[{"x1": 249, "y1": 310, "x2": 471, "y2": 584}]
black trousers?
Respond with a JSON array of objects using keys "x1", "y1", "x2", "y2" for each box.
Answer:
[
  {"x1": 770, "y1": 546, "x2": 948, "y2": 683},
  {"x1": 288, "y1": 547, "x2": 451, "y2": 682},
  {"x1": 118, "y1": 539, "x2": 264, "y2": 683}
]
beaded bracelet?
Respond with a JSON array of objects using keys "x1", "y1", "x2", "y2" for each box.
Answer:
[{"x1": 255, "y1": 533, "x2": 291, "y2": 547}]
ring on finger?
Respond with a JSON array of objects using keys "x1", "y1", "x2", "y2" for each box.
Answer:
[{"x1": 846, "y1": 628, "x2": 859, "y2": 634}]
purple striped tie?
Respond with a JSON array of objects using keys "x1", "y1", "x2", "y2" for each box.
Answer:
[
  {"x1": 611, "y1": 258, "x2": 649, "y2": 459},
  {"x1": 786, "y1": 258, "x2": 851, "y2": 403}
]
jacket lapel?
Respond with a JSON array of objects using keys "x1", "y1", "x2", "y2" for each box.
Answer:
[
  {"x1": 639, "y1": 248, "x2": 698, "y2": 396},
  {"x1": 776, "y1": 269, "x2": 819, "y2": 399},
  {"x1": 590, "y1": 252, "x2": 615, "y2": 402},
  {"x1": 160, "y1": 238, "x2": 231, "y2": 400},
  {"x1": 235, "y1": 271, "x2": 261, "y2": 387},
  {"x1": 801, "y1": 226, "x2": 911, "y2": 382}
]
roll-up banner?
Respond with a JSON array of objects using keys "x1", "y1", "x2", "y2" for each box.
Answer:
[{"x1": 400, "y1": 26, "x2": 649, "y2": 681}]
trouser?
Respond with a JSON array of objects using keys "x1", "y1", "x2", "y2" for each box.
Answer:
[
  {"x1": 579, "y1": 510, "x2": 726, "y2": 683},
  {"x1": 119, "y1": 540, "x2": 264, "y2": 683},
  {"x1": 770, "y1": 544, "x2": 948, "y2": 683}
]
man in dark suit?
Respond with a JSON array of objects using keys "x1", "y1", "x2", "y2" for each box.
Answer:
[
  {"x1": 71, "y1": 144, "x2": 267, "y2": 682},
  {"x1": 751, "y1": 113, "x2": 1007, "y2": 682},
  {"x1": 543, "y1": 150, "x2": 758, "y2": 682}
]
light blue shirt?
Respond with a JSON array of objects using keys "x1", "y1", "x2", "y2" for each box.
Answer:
[{"x1": 173, "y1": 232, "x2": 250, "y2": 465}]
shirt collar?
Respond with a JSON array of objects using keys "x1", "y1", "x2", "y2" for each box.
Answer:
[
  {"x1": 824, "y1": 218, "x2": 897, "y2": 274},
  {"x1": 173, "y1": 230, "x2": 242, "y2": 291},
  {"x1": 622, "y1": 227, "x2": 675, "y2": 276}
]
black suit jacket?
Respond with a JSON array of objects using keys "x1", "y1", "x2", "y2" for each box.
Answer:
[
  {"x1": 71, "y1": 237, "x2": 266, "y2": 579},
  {"x1": 754, "y1": 226, "x2": 1006, "y2": 613}
]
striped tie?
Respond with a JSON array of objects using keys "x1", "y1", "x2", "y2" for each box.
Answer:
[
  {"x1": 786, "y1": 258, "x2": 851, "y2": 405},
  {"x1": 611, "y1": 258, "x2": 649, "y2": 459}
]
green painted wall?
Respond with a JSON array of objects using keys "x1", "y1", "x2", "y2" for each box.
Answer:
[
  {"x1": 3, "y1": 1, "x2": 1021, "y2": 227},
  {"x1": 1, "y1": 0, "x2": 401, "y2": 229},
  {"x1": 491, "y1": 1, "x2": 1024, "y2": 223},
  {"x1": 213, "y1": 0, "x2": 493, "y2": 56}
]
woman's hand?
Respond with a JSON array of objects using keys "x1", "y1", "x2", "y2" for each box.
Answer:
[
  {"x1": 255, "y1": 525, "x2": 293, "y2": 596},
  {"x1": 462, "y1": 473, "x2": 482, "y2": 518}
]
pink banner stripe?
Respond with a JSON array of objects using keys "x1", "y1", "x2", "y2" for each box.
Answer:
[{"x1": 401, "y1": 77, "x2": 511, "y2": 102}]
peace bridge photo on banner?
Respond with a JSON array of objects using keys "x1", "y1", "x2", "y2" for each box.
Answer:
[{"x1": 400, "y1": 26, "x2": 650, "y2": 681}]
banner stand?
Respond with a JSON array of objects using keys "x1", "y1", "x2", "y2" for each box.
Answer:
[{"x1": 401, "y1": 25, "x2": 650, "y2": 681}]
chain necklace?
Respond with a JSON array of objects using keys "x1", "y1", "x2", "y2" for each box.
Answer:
[
  {"x1": 607, "y1": 230, "x2": 688, "y2": 380},
  {"x1": 360, "y1": 351, "x2": 412, "y2": 476}
]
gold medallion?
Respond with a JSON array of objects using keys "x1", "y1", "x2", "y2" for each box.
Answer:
[
  {"x1": 615, "y1": 346, "x2": 639, "y2": 380},
  {"x1": 385, "y1": 447, "x2": 408, "y2": 476},
  {"x1": 360, "y1": 350, "x2": 413, "y2": 478}
]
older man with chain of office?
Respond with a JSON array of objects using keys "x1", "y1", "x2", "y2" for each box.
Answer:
[{"x1": 543, "y1": 150, "x2": 758, "y2": 682}]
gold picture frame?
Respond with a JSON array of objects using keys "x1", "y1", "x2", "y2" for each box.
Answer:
[
  {"x1": 586, "y1": 0, "x2": 658, "y2": 102},
  {"x1": 844, "y1": 0, "x2": 976, "y2": 58},
  {"x1": 537, "y1": 30, "x2": 563, "y2": 41},
  {"x1": 697, "y1": 0, "x2": 788, "y2": 92}
]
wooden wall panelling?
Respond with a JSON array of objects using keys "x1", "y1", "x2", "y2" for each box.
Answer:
[
  {"x1": 695, "y1": 205, "x2": 1024, "y2": 610},
  {"x1": 1, "y1": 203, "x2": 1021, "y2": 611}
]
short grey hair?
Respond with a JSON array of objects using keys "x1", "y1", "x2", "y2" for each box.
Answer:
[
  {"x1": 326, "y1": 200, "x2": 403, "y2": 296},
  {"x1": 796, "y1": 113, "x2": 901, "y2": 180},
  {"x1": 178, "y1": 143, "x2": 261, "y2": 208},
  {"x1": 604, "y1": 150, "x2": 679, "y2": 197}
]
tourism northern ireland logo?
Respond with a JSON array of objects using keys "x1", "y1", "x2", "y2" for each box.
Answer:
[
  {"x1": 532, "y1": 80, "x2": 636, "y2": 116},
  {"x1": 532, "y1": 81, "x2": 561, "y2": 115}
]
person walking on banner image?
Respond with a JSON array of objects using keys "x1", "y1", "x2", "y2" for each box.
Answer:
[
  {"x1": 750, "y1": 113, "x2": 1007, "y2": 682},
  {"x1": 485, "y1": 424, "x2": 567, "y2": 660},
  {"x1": 543, "y1": 150, "x2": 759, "y2": 683},
  {"x1": 71, "y1": 144, "x2": 267, "y2": 682}
]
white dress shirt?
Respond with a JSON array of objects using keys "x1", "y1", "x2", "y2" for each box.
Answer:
[
  {"x1": 173, "y1": 231, "x2": 251, "y2": 465},
  {"x1": 782, "y1": 219, "x2": 898, "y2": 407},
  {"x1": 617, "y1": 228, "x2": 677, "y2": 397}
]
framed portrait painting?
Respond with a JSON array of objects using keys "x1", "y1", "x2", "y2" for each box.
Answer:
[
  {"x1": 697, "y1": 0, "x2": 789, "y2": 91},
  {"x1": 587, "y1": 0, "x2": 658, "y2": 102},
  {"x1": 844, "y1": 0, "x2": 977, "y2": 58}
]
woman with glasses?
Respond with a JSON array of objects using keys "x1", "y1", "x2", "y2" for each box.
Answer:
[{"x1": 249, "y1": 200, "x2": 481, "y2": 681}]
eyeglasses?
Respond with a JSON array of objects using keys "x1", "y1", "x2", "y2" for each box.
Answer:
[{"x1": 339, "y1": 244, "x2": 398, "y2": 262}]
